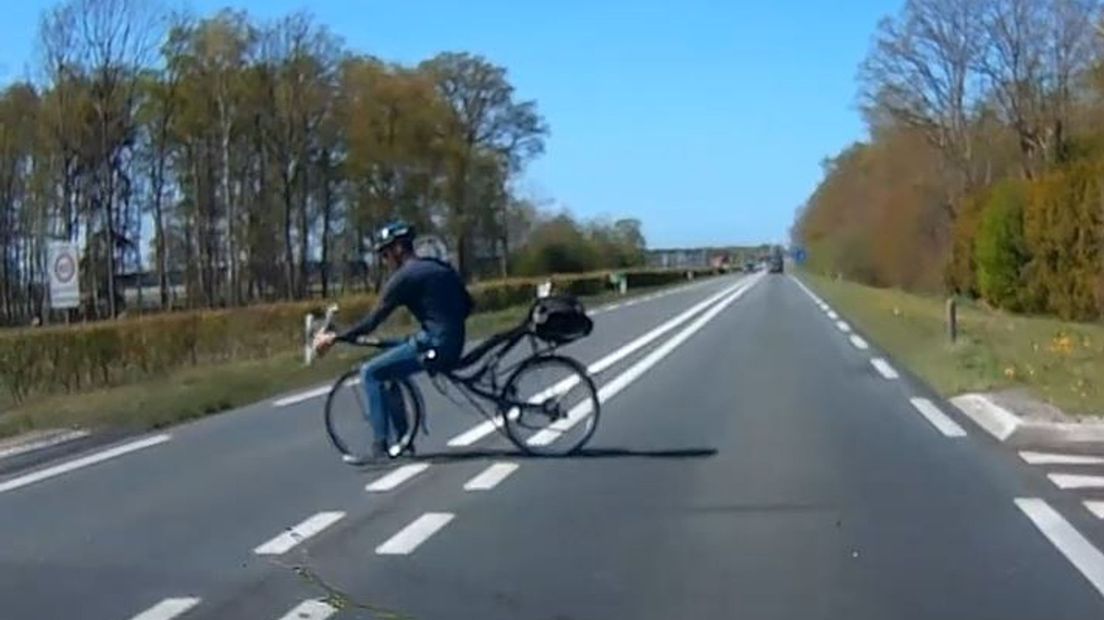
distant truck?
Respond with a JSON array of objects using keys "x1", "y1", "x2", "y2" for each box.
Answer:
[{"x1": 768, "y1": 248, "x2": 784, "y2": 273}]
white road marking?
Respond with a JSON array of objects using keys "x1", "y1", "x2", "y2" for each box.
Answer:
[
  {"x1": 949, "y1": 393, "x2": 1022, "y2": 442},
  {"x1": 0, "y1": 430, "x2": 91, "y2": 461},
  {"x1": 849, "y1": 335, "x2": 869, "y2": 350},
  {"x1": 1020, "y1": 452, "x2": 1104, "y2": 466},
  {"x1": 527, "y1": 275, "x2": 763, "y2": 446},
  {"x1": 826, "y1": 310, "x2": 839, "y2": 320},
  {"x1": 1015, "y1": 498, "x2": 1104, "y2": 598},
  {"x1": 276, "y1": 599, "x2": 337, "y2": 620},
  {"x1": 128, "y1": 598, "x2": 201, "y2": 620},
  {"x1": 376, "y1": 512, "x2": 454, "y2": 555},
  {"x1": 789, "y1": 276, "x2": 821, "y2": 303},
  {"x1": 254, "y1": 511, "x2": 345, "y2": 555},
  {"x1": 1048, "y1": 474, "x2": 1104, "y2": 490},
  {"x1": 463, "y1": 462, "x2": 519, "y2": 491},
  {"x1": 366, "y1": 463, "x2": 430, "y2": 492},
  {"x1": 447, "y1": 276, "x2": 752, "y2": 447},
  {"x1": 0, "y1": 434, "x2": 171, "y2": 495},
  {"x1": 273, "y1": 379, "x2": 360, "y2": 408},
  {"x1": 1086, "y1": 502, "x2": 1104, "y2": 520},
  {"x1": 870, "y1": 358, "x2": 899, "y2": 380},
  {"x1": 909, "y1": 398, "x2": 967, "y2": 437},
  {"x1": 835, "y1": 320, "x2": 851, "y2": 333}
]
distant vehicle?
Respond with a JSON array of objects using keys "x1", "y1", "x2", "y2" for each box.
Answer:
[
  {"x1": 743, "y1": 261, "x2": 756, "y2": 273},
  {"x1": 768, "y1": 248, "x2": 784, "y2": 273}
]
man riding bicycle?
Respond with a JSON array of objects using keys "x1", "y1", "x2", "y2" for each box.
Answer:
[{"x1": 313, "y1": 222, "x2": 472, "y2": 461}]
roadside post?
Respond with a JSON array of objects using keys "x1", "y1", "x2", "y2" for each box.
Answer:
[{"x1": 946, "y1": 298, "x2": 958, "y2": 343}]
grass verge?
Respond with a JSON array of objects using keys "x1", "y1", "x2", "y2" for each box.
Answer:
[
  {"x1": 0, "y1": 279, "x2": 701, "y2": 440},
  {"x1": 801, "y1": 273, "x2": 1104, "y2": 417}
]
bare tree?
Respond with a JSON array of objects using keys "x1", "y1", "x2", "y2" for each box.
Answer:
[
  {"x1": 860, "y1": 0, "x2": 987, "y2": 194},
  {"x1": 979, "y1": 0, "x2": 1100, "y2": 175}
]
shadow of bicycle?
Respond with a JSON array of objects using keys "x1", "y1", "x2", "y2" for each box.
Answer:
[{"x1": 410, "y1": 446, "x2": 718, "y2": 463}]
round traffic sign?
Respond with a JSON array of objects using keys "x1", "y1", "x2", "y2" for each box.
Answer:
[{"x1": 54, "y1": 251, "x2": 76, "y2": 283}]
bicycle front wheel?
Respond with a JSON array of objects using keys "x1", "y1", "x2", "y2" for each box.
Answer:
[
  {"x1": 324, "y1": 368, "x2": 423, "y2": 463},
  {"x1": 500, "y1": 355, "x2": 600, "y2": 456}
]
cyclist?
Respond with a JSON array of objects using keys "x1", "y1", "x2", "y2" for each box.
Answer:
[{"x1": 313, "y1": 221, "x2": 472, "y2": 461}]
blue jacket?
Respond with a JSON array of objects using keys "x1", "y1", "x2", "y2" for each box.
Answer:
[{"x1": 338, "y1": 258, "x2": 472, "y2": 363}]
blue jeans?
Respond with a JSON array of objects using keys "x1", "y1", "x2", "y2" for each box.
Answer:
[{"x1": 360, "y1": 339, "x2": 423, "y2": 445}]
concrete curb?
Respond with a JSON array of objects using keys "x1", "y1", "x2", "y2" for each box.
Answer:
[{"x1": 951, "y1": 393, "x2": 1104, "y2": 444}]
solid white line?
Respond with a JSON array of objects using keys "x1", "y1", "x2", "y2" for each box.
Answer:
[
  {"x1": 1020, "y1": 451, "x2": 1104, "y2": 466},
  {"x1": 1049, "y1": 474, "x2": 1104, "y2": 490},
  {"x1": 376, "y1": 512, "x2": 454, "y2": 555},
  {"x1": 365, "y1": 463, "x2": 430, "y2": 492},
  {"x1": 447, "y1": 276, "x2": 752, "y2": 447},
  {"x1": 835, "y1": 320, "x2": 851, "y2": 333},
  {"x1": 870, "y1": 358, "x2": 899, "y2": 379},
  {"x1": 1086, "y1": 502, "x2": 1104, "y2": 520},
  {"x1": 849, "y1": 335, "x2": 869, "y2": 350},
  {"x1": 128, "y1": 598, "x2": 202, "y2": 620},
  {"x1": 527, "y1": 275, "x2": 763, "y2": 446},
  {"x1": 463, "y1": 462, "x2": 519, "y2": 491},
  {"x1": 276, "y1": 600, "x2": 337, "y2": 620},
  {"x1": 909, "y1": 398, "x2": 967, "y2": 437},
  {"x1": 0, "y1": 434, "x2": 171, "y2": 495},
  {"x1": 254, "y1": 511, "x2": 345, "y2": 555},
  {"x1": 0, "y1": 430, "x2": 91, "y2": 461},
  {"x1": 1015, "y1": 498, "x2": 1104, "y2": 598}
]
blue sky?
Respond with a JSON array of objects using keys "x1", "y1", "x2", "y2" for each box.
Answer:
[{"x1": 0, "y1": 0, "x2": 897, "y2": 248}]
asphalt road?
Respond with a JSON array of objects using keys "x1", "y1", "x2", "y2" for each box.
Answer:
[{"x1": 3, "y1": 272, "x2": 1104, "y2": 619}]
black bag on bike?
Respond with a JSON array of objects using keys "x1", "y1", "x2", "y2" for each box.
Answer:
[{"x1": 529, "y1": 295, "x2": 593, "y2": 344}]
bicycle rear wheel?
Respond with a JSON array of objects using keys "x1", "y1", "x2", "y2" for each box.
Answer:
[
  {"x1": 324, "y1": 368, "x2": 423, "y2": 463},
  {"x1": 500, "y1": 355, "x2": 600, "y2": 456}
]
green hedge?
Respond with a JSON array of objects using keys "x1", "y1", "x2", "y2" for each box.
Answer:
[{"x1": 0, "y1": 268, "x2": 714, "y2": 404}]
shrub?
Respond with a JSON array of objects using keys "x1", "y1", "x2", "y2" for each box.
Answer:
[
  {"x1": 975, "y1": 179, "x2": 1030, "y2": 311},
  {"x1": 0, "y1": 268, "x2": 711, "y2": 404}
]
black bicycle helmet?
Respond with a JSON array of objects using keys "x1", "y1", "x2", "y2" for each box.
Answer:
[{"x1": 374, "y1": 221, "x2": 415, "y2": 252}]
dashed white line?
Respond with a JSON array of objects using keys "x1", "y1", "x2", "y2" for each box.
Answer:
[
  {"x1": 447, "y1": 276, "x2": 753, "y2": 447},
  {"x1": 366, "y1": 463, "x2": 430, "y2": 492},
  {"x1": 870, "y1": 358, "x2": 899, "y2": 380},
  {"x1": 1048, "y1": 474, "x2": 1104, "y2": 490},
  {"x1": 1015, "y1": 498, "x2": 1104, "y2": 598},
  {"x1": 909, "y1": 398, "x2": 967, "y2": 437},
  {"x1": 0, "y1": 434, "x2": 171, "y2": 495},
  {"x1": 463, "y1": 462, "x2": 519, "y2": 491},
  {"x1": 128, "y1": 598, "x2": 202, "y2": 620},
  {"x1": 826, "y1": 310, "x2": 839, "y2": 320},
  {"x1": 254, "y1": 511, "x2": 345, "y2": 555},
  {"x1": 526, "y1": 275, "x2": 763, "y2": 446},
  {"x1": 849, "y1": 335, "x2": 869, "y2": 350},
  {"x1": 1086, "y1": 502, "x2": 1104, "y2": 520},
  {"x1": 276, "y1": 599, "x2": 337, "y2": 620},
  {"x1": 1020, "y1": 452, "x2": 1104, "y2": 466},
  {"x1": 376, "y1": 512, "x2": 454, "y2": 555},
  {"x1": 835, "y1": 320, "x2": 851, "y2": 333}
]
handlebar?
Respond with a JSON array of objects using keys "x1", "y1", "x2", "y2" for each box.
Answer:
[
  {"x1": 351, "y1": 336, "x2": 404, "y2": 349},
  {"x1": 305, "y1": 304, "x2": 407, "y2": 366}
]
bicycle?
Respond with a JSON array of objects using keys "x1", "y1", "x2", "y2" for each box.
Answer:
[{"x1": 308, "y1": 296, "x2": 601, "y2": 462}]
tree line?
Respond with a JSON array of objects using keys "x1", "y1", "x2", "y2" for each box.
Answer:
[
  {"x1": 0, "y1": 0, "x2": 647, "y2": 327},
  {"x1": 794, "y1": 0, "x2": 1104, "y2": 320}
]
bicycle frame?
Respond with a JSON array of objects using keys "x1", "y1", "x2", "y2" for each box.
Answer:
[{"x1": 439, "y1": 323, "x2": 561, "y2": 413}]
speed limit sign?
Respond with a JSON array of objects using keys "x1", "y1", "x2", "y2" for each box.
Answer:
[{"x1": 48, "y1": 242, "x2": 80, "y2": 309}]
